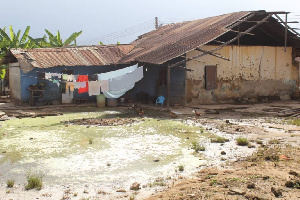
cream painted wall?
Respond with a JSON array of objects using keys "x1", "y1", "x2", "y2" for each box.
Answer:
[
  {"x1": 9, "y1": 64, "x2": 21, "y2": 105},
  {"x1": 186, "y1": 45, "x2": 299, "y2": 105}
]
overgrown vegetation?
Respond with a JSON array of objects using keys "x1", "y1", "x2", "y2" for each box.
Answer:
[
  {"x1": 211, "y1": 136, "x2": 229, "y2": 143},
  {"x1": 191, "y1": 141, "x2": 205, "y2": 152},
  {"x1": 236, "y1": 137, "x2": 249, "y2": 146},
  {"x1": 25, "y1": 173, "x2": 43, "y2": 190}
]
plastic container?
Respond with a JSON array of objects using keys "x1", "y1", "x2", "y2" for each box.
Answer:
[
  {"x1": 106, "y1": 98, "x2": 117, "y2": 107},
  {"x1": 96, "y1": 94, "x2": 106, "y2": 108}
]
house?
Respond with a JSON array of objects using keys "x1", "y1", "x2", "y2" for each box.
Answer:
[
  {"x1": 2, "y1": 45, "x2": 134, "y2": 105},
  {"x1": 121, "y1": 10, "x2": 300, "y2": 106},
  {"x1": 2, "y1": 10, "x2": 300, "y2": 106}
]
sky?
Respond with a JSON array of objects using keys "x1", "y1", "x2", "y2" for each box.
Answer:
[{"x1": 0, "y1": 0, "x2": 299, "y2": 45}]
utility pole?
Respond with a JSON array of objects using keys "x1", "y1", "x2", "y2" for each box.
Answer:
[{"x1": 155, "y1": 17, "x2": 158, "y2": 30}]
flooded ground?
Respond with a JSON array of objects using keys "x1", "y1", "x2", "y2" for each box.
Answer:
[
  {"x1": 0, "y1": 107, "x2": 211, "y2": 199},
  {"x1": 1, "y1": 101, "x2": 300, "y2": 199}
]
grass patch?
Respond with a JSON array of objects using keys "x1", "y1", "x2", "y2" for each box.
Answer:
[
  {"x1": 209, "y1": 179, "x2": 218, "y2": 186},
  {"x1": 178, "y1": 165, "x2": 184, "y2": 172},
  {"x1": 6, "y1": 179, "x2": 15, "y2": 188},
  {"x1": 256, "y1": 140, "x2": 263, "y2": 144},
  {"x1": 288, "y1": 119, "x2": 300, "y2": 126},
  {"x1": 88, "y1": 138, "x2": 93, "y2": 144},
  {"x1": 211, "y1": 136, "x2": 229, "y2": 143},
  {"x1": 191, "y1": 141, "x2": 205, "y2": 152},
  {"x1": 268, "y1": 139, "x2": 280, "y2": 144},
  {"x1": 148, "y1": 177, "x2": 167, "y2": 187},
  {"x1": 236, "y1": 137, "x2": 249, "y2": 146},
  {"x1": 25, "y1": 174, "x2": 43, "y2": 190}
]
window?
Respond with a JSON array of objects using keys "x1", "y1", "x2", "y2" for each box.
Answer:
[{"x1": 205, "y1": 65, "x2": 217, "y2": 90}]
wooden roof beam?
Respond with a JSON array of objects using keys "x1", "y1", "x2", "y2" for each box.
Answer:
[
  {"x1": 229, "y1": 30, "x2": 255, "y2": 36},
  {"x1": 195, "y1": 48, "x2": 230, "y2": 61},
  {"x1": 170, "y1": 14, "x2": 272, "y2": 68},
  {"x1": 274, "y1": 14, "x2": 300, "y2": 37}
]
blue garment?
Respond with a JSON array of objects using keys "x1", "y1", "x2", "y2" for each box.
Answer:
[{"x1": 98, "y1": 64, "x2": 137, "y2": 81}]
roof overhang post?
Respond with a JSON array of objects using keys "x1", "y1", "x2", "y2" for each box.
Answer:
[
  {"x1": 167, "y1": 64, "x2": 170, "y2": 108},
  {"x1": 285, "y1": 13, "x2": 288, "y2": 52}
]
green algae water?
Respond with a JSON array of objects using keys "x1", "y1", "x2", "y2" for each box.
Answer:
[{"x1": 0, "y1": 109, "x2": 207, "y2": 190}]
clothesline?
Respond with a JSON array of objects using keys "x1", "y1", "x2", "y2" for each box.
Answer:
[{"x1": 43, "y1": 65, "x2": 143, "y2": 98}]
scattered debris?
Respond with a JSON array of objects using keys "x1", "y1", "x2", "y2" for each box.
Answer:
[
  {"x1": 130, "y1": 182, "x2": 140, "y2": 191},
  {"x1": 62, "y1": 118, "x2": 138, "y2": 126}
]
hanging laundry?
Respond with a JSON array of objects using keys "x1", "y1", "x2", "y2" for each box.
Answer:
[
  {"x1": 98, "y1": 64, "x2": 137, "y2": 81},
  {"x1": 73, "y1": 75, "x2": 78, "y2": 80},
  {"x1": 60, "y1": 82, "x2": 67, "y2": 94},
  {"x1": 103, "y1": 83, "x2": 135, "y2": 98},
  {"x1": 88, "y1": 81, "x2": 101, "y2": 96},
  {"x1": 77, "y1": 75, "x2": 89, "y2": 93},
  {"x1": 88, "y1": 74, "x2": 98, "y2": 81},
  {"x1": 66, "y1": 82, "x2": 75, "y2": 92},
  {"x1": 52, "y1": 73, "x2": 60, "y2": 78},
  {"x1": 53, "y1": 80, "x2": 60, "y2": 87},
  {"x1": 62, "y1": 74, "x2": 68, "y2": 81},
  {"x1": 74, "y1": 82, "x2": 81, "y2": 89},
  {"x1": 109, "y1": 66, "x2": 143, "y2": 91},
  {"x1": 100, "y1": 80, "x2": 109, "y2": 92},
  {"x1": 45, "y1": 73, "x2": 52, "y2": 80},
  {"x1": 67, "y1": 75, "x2": 75, "y2": 82}
]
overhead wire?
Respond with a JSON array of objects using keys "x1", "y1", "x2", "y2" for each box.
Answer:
[{"x1": 80, "y1": 19, "x2": 155, "y2": 45}]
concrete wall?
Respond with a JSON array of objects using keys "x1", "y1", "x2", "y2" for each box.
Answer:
[
  {"x1": 9, "y1": 63, "x2": 22, "y2": 105},
  {"x1": 186, "y1": 45, "x2": 299, "y2": 105}
]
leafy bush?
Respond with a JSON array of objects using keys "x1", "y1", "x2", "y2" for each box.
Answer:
[{"x1": 25, "y1": 174, "x2": 43, "y2": 190}]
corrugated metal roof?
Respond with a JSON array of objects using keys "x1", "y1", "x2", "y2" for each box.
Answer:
[
  {"x1": 9, "y1": 45, "x2": 134, "y2": 72},
  {"x1": 120, "y1": 11, "x2": 252, "y2": 64}
]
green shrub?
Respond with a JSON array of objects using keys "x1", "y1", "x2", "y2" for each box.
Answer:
[
  {"x1": 236, "y1": 137, "x2": 249, "y2": 146},
  {"x1": 211, "y1": 136, "x2": 229, "y2": 143},
  {"x1": 89, "y1": 138, "x2": 93, "y2": 144},
  {"x1": 25, "y1": 174, "x2": 43, "y2": 190},
  {"x1": 178, "y1": 165, "x2": 184, "y2": 172},
  {"x1": 6, "y1": 179, "x2": 15, "y2": 188},
  {"x1": 191, "y1": 141, "x2": 205, "y2": 152}
]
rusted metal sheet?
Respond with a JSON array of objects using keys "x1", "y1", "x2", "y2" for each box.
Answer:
[
  {"x1": 121, "y1": 11, "x2": 252, "y2": 64},
  {"x1": 9, "y1": 45, "x2": 134, "y2": 73}
]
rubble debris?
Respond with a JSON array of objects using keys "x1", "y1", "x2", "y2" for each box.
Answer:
[{"x1": 62, "y1": 118, "x2": 138, "y2": 126}]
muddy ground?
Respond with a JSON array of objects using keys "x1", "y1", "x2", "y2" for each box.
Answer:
[{"x1": 0, "y1": 101, "x2": 300, "y2": 200}]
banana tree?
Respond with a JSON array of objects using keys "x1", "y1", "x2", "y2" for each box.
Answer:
[
  {"x1": 42, "y1": 29, "x2": 82, "y2": 47},
  {"x1": 0, "y1": 25, "x2": 32, "y2": 51},
  {"x1": 0, "y1": 25, "x2": 32, "y2": 79}
]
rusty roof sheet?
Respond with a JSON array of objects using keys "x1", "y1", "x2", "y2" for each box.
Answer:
[
  {"x1": 120, "y1": 11, "x2": 252, "y2": 64},
  {"x1": 9, "y1": 45, "x2": 134, "y2": 72}
]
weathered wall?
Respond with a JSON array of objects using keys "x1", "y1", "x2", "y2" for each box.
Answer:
[
  {"x1": 186, "y1": 45, "x2": 299, "y2": 105},
  {"x1": 9, "y1": 63, "x2": 22, "y2": 105}
]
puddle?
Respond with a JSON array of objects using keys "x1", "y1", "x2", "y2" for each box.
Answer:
[{"x1": 0, "y1": 110, "x2": 206, "y2": 195}]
